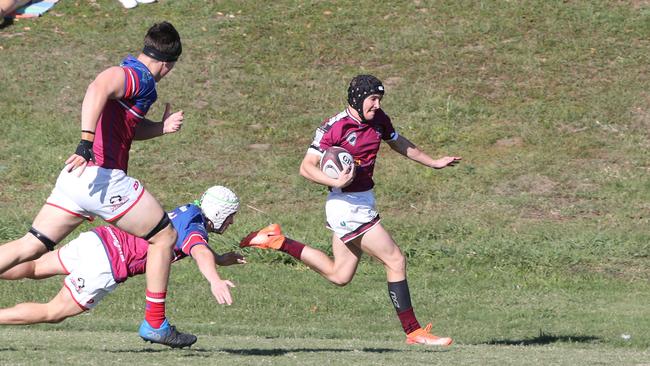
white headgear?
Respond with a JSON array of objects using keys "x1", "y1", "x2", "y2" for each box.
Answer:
[{"x1": 198, "y1": 186, "x2": 240, "y2": 230}]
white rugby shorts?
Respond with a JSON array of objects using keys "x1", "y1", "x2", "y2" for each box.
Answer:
[
  {"x1": 325, "y1": 190, "x2": 381, "y2": 243},
  {"x1": 46, "y1": 165, "x2": 145, "y2": 222},
  {"x1": 58, "y1": 232, "x2": 118, "y2": 310}
]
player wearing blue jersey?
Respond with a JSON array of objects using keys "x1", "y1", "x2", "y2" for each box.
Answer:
[
  {"x1": 0, "y1": 21, "x2": 189, "y2": 346},
  {"x1": 0, "y1": 186, "x2": 243, "y2": 349}
]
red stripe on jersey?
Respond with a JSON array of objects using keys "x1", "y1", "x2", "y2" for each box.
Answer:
[
  {"x1": 181, "y1": 233, "x2": 208, "y2": 256},
  {"x1": 122, "y1": 67, "x2": 140, "y2": 99},
  {"x1": 132, "y1": 68, "x2": 140, "y2": 96},
  {"x1": 123, "y1": 68, "x2": 134, "y2": 99}
]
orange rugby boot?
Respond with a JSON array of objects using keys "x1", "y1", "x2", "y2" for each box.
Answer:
[
  {"x1": 239, "y1": 223, "x2": 285, "y2": 250},
  {"x1": 405, "y1": 323, "x2": 453, "y2": 346}
]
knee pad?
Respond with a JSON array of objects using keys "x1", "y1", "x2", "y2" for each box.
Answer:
[
  {"x1": 28, "y1": 227, "x2": 57, "y2": 251},
  {"x1": 143, "y1": 213, "x2": 172, "y2": 241}
]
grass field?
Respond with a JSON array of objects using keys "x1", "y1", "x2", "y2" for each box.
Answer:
[{"x1": 1, "y1": 0, "x2": 649, "y2": 365}]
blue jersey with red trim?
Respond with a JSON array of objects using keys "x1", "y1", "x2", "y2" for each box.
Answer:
[
  {"x1": 119, "y1": 55, "x2": 158, "y2": 115},
  {"x1": 168, "y1": 204, "x2": 210, "y2": 261}
]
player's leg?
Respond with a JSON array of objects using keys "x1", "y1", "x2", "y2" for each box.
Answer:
[
  {"x1": 358, "y1": 223, "x2": 406, "y2": 281},
  {"x1": 0, "y1": 0, "x2": 31, "y2": 18},
  {"x1": 0, "y1": 286, "x2": 84, "y2": 325},
  {"x1": 359, "y1": 223, "x2": 452, "y2": 346},
  {"x1": 299, "y1": 234, "x2": 363, "y2": 286},
  {"x1": 240, "y1": 225, "x2": 363, "y2": 286},
  {"x1": 112, "y1": 190, "x2": 195, "y2": 348},
  {"x1": 0, "y1": 204, "x2": 83, "y2": 275},
  {"x1": 113, "y1": 190, "x2": 175, "y2": 321},
  {"x1": 0, "y1": 249, "x2": 67, "y2": 280}
]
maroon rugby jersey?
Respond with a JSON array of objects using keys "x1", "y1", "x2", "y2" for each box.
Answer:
[
  {"x1": 308, "y1": 108, "x2": 397, "y2": 192},
  {"x1": 91, "y1": 56, "x2": 158, "y2": 172},
  {"x1": 91, "y1": 205, "x2": 207, "y2": 283},
  {"x1": 92, "y1": 225, "x2": 148, "y2": 283}
]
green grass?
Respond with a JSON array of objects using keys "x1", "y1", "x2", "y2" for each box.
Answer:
[
  {"x1": 3, "y1": 328, "x2": 648, "y2": 366},
  {"x1": 2, "y1": 328, "x2": 649, "y2": 366},
  {"x1": 2, "y1": 0, "x2": 650, "y2": 364}
]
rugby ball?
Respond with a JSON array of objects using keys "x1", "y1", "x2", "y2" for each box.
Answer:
[{"x1": 320, "y1": 146, "x2": 354, "y2": 179}]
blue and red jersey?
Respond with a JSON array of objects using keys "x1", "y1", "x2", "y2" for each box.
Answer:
[
  {"x1": 92, "y1": 203, "x2": 209, "y2": 283},
  {"x1": 308, "y1": 108, "x2": 397, "y2": 192},
  {"x1": 91, "y1": 55, "x2": 158, "y2": 173}
]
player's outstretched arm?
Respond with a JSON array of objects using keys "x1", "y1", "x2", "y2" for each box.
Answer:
[
  {"x1": 134, "y1": 103, "x2": 184, "y2": 140},
  {"x1": 190, "y1": 245, "x2": 236, "y2": 305},
  {"x1": 387, "y1": 135, "x2": 461, "y2": 169}
]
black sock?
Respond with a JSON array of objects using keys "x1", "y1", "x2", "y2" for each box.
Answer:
[
  {"x1": 388, "y1": 279, "x2": 413, "y2": 312},
  {"x1": 388, "y1": 279, "x2": 421, "y2": 334}
]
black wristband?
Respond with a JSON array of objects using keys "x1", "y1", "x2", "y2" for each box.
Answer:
[{"x1": 75, "y1": 139, "x2": 95, "y2": 163}]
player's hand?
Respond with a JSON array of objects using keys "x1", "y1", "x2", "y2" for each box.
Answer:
[
  {"x1": 64, "y1": 154, "x2": 88, "y2": 176},
  {"x1": 431, "y1": 156, "x2": 462, "y2": 169},
  {"x1": 210, "y1": 279, "x2": 235, "y2": 305},
  {"x1": 161, "y1": 103, "x2": 184, "y2": 134},
  {"x1": 216, "y1": 252, "x2": 247, "y2": 266},
  {"x1": 64, "y1": 140, "x2": 95, "y2": 176},
  {"x1": 332, "y1": 165, "x2": 355, "y2": 188}
]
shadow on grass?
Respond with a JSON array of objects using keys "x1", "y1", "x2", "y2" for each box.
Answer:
[
  {"x1": 218, "y1": 347, "x2": 398, "y2": 356},
  {"x1": 108, "y1": 347, "x2": 401, "y2": 356},
  {"x1": 484, "y1": 333, "x2": 600, "y2": 346}
]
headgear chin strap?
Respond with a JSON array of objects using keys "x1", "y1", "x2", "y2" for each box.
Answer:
[
  {"x1": 347, "y1": 74, "x2": 385, "y2": 121},
  {"x1": 143, "y1": 45, "x2": 180, "y2": 62}
]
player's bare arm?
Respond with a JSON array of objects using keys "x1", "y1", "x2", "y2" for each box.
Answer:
[
  {"x1": 299, "y1": 153, "x2": 354, "y2": 188},
  {"x1": 65, "y1": 67, "x2": 126, "y2": 174},
  {"x1": 387, "y1": 135, "x2": 461, "y2": 169},
  {"x1": 190, "y1": 244, "x2": 237, "y2": 305},
  {"x1": 134, "y1": 103, "x2": 184, "y2": 140}
]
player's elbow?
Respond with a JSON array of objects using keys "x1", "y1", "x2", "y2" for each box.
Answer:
[{"x1": 299, "y1": 162, "x2": 310, "y2": 179}]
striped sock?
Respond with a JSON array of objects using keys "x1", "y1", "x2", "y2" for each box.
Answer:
[{"x1": 144, "y1": 290, "x2": 166, "y2": 328}]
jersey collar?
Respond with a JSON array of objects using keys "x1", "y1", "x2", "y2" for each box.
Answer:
[{"x1": 346, "y1": 107, "x2": 362, "y2": 124}]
